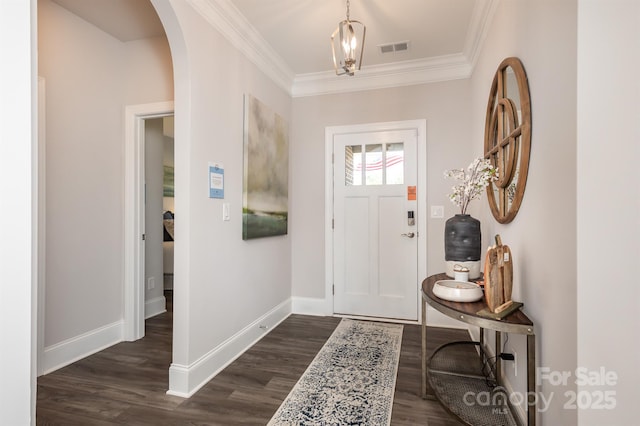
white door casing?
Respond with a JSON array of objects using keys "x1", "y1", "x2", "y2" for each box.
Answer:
[
  {"x1": 37, "y1": 77, "x2": 46, "y2": 376},
  {"x1": 124, "y1": 101, "x2": 174, "y2": 341},
  {"x1": 326, "y1": 120, "x2": 427, "y2": 322}
]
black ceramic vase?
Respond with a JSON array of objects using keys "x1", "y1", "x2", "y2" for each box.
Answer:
[{"x1": 444, "y1": 214, "x2": 481, "y2": 278}]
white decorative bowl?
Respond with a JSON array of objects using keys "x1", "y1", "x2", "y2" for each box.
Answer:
[{"x1": 433, "y1": 280, "x2": 483, "y2": 302}]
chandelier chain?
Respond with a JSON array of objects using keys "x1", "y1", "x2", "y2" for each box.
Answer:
[{"x1": 346, "y1": 0, "x2": 350, "y2": 20}]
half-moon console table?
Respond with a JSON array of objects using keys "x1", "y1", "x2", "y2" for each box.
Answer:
[{"x1": 421, "y1": 273, "x2": 536, "y2": 426}]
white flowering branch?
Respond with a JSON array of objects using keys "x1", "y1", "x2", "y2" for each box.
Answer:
[{"x1": 444, "y1": 158, "x2": 498, "y2": 215}]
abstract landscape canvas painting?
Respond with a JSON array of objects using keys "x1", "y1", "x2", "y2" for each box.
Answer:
[{"x1": 243, "y1": 94, "x2": 289, "y2": 240}]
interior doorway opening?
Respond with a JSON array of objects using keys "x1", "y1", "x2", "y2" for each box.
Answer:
[
  {"x1": 124, "y1": 102, "x2": 174, "y2": 342},
  {"x1": 143, "y1": 116, "x2": 175, "y2": 321}
]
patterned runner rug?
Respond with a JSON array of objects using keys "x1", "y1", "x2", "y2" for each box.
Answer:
[{"x1": 268, "y1": 319, "x2": 404, "y2": 426}]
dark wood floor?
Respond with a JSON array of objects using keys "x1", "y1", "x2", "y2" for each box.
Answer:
[{"x1": 37, "y1": 292, "x2": 467, "y2": 425}]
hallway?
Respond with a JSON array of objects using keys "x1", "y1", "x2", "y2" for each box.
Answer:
[{"x1": 37, "y1": 293, "x2": 465, "y2": 425}]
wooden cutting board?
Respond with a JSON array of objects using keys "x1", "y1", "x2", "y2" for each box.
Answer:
[{"x1": 484, "y1": 235, "x2": 513, "y2": 313}]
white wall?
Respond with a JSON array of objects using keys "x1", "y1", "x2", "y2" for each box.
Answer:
[
  {"x1": 290, "y1": 80, "x2": 474, "y2": 302},
  {"x1": 469, "y1": 1, "x2": 578, "y2": 423},
  {"x1": 38, "y1": 0, "x2": 126, "y2": 347},
  {"x1": 152, "y1": 1, "x2": 293, "y2": 395},
  {"x1": 576, "y1": 1, "x2": 640, "y2": 424},
  {"x1": 37, "y1": 0, "x2": 173, "y2": 370},
  {"x1": 0, "y1": 1, "x2": 37, "y2": 423},
  {"x1": 125, "y1": 37, "x2": 174, "y2": 104}
]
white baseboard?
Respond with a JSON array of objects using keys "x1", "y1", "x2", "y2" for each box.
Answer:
[
  {"x1": 167, "y1": 298, "x2": 292, "y2": 397},
  {"x1": 42, "y1": 320, "x2": 123, "y2": 375},
  {"x1": 145, "y1": 296, "x2": 167, "y2": 319},
  {"x1": 497, "y1": 369, "x2": 527, "y2": 424},
  {"x1": 291, "y1": 298, "x2": 469, "y2": 329},
  {"x1": 291, "y1": 296, "x2": 331, "y2": 316}
]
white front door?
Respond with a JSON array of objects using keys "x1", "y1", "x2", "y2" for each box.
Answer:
[{"x1": 333, "y1": 128, "x2": 418, "y2": 320}]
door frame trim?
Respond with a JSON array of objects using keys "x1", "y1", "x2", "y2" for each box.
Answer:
[
  {"x1": 37, "y1": 77, "x2": 46, "y2": 376},
  {"x1": 324, "y1": 119, "x2": 427, "y2": 320},
  {"x1": 124, "y1": 101, "x2": 174, "y2": 341}
]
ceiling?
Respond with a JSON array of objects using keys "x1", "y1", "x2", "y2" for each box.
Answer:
[
  {"x1": 50, "y1": 0, "x2": 496, "y2": 95},
  {"x1": 230, "y1": 0, "x2": 477, "y2": 75},
  {"x1": 51, "y1": 0, "x2": 166, "y2": 42}
]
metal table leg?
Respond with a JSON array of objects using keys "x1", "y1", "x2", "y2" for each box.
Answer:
[
  {"x1": 421, "y1": 294, "x2": 428, "y2": 398},
  {"x1": 527, "y1": 334, "x2": 536, "y2": 426}
]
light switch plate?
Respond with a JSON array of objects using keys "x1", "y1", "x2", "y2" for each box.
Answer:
[
  {"x1": 431, "y1": 205, "x2": 444, "y2": 218},
  {"x1": 223, "y1": 203, "x2": 230, "y2": 221}
]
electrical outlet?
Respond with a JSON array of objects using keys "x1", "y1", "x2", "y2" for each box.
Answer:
[{"x1": 147, "y1": 277, "x2": 155, "y2": 290}]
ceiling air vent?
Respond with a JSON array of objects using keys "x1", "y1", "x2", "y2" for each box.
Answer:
[{"x1": 378, "y1": 41, "x2": 410, "y2": 54}]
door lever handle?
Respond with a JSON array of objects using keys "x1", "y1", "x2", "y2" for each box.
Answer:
[{"x1": 401, "y1": 232, "x2": 415, "y2": 238}]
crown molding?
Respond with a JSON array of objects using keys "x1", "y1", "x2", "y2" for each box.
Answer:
[
  {"x1": 186, "y1": 0, "x2": 295, "y2": 94},
  {"x1": 187, "y1": 0, "x2": 498, "y2": 98},
  {"x1": 463, "y1": 0, "x2": 500, "y2": 70},
  {"x1": 292, "y1": 54, "x2": 473, "y2": 98}
]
